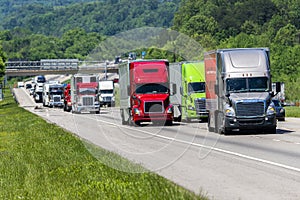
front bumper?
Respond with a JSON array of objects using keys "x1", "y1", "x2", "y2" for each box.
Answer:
[
  {"x1": 187, "y1": 110, "x2": 209, "y2": 119},
  {"x1": 50, "y1": 102, "x2": 64, "y2": 107},
  {"x1": 225, "y1": 115, "x2": 276, "y2": 131},
  {"x1": 133, "y1": 113, "x2": 173, "y2": 123},
  {"x1": 75, "y1": 105, "x2": 100, "y2": 113}
]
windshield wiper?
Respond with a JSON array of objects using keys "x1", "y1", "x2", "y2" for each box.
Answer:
[
  {"x1": 229, "y1": 89, "x2": 248, "y2": 93},
  {"x1": 249, "y1": 89, "x2": 268, "y2": 92}
]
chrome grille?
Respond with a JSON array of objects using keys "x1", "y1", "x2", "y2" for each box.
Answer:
[
  {"x1": 82, "y1": 96, "x2": 94, "y2": 106},
  {"x1": 236, "y1": 102, "x2": 264, "y2": 116},
  {"x1": 144, "y1": 101, "x2": 163, "y2": 113},
  {"x1": 103, "y1": 97, "x2": 112, "y2": 102},
  {"x1": 53, "y1": 96, "x2": 61, "y2": 102},
  {"x1": 195, "y1": 98, "x2": 206, "y2": 113}
]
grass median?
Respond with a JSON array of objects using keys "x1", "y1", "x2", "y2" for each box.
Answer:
[
  {"x1": 0, "y1": 88, "x2": 208, "y2": 200},
  {"x1": 285, "y1": 106, "x2": 300, "y2": 118}
]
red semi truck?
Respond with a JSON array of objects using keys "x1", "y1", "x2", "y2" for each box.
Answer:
[
  {"x1": 70, "y1": 74, "x2": 100, "y2": 114},
  {"x1": 63, "y1": 83, "x2": 72, "y2": 112},
  {"x1": 119, "y1": 60, "x2": 174, "y2": 126}
]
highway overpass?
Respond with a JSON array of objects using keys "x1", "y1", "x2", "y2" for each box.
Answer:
[{"x1": 5, "y1": 60, "x2": 119, "y2": 77}]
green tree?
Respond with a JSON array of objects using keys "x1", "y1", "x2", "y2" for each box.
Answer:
[
  {"x1": 274, "y1": 23, "x2": 297, "y2": 46},
  {"x1": 0, "y1": 44, "x2": 7, "y2": 81}
]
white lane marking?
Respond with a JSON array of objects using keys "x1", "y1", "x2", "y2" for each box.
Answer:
[{"x1": 70, "y1": 114, "x2": 300, "y2": 173}]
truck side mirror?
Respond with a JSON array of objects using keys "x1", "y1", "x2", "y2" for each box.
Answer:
[
  {"x1": 180, "y1": 87, "x2": 183, "y2": 96},
  {"x1": 275, "y1": 82, "x2": 281, "y2": 93}
]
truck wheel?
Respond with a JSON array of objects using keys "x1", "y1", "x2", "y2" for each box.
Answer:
[
  {"x1": 215, "y1": 111, "x2": 223, "y2": 134},
  {"x1": 165, "y1": 120, "x2": 173, "y2": 126},
  {"x1": 186, "y1": 117, "x2": 191, "y2": 123},
  {"x1": 95, "y1": 110, "x2": 100, "y2": 114},
  {"x1": 177, "y1": 116, "x2": 182, "y2": 122},
  {"x1": 121, "y1": 118, "x2": 127, "y2": 125},
  {"x1": 121, "y1": 110, "x2": 128, "y2": 125},
  {"x1": 134, "y1": 121, "x2": 141, "y2": 126},
  {"x1": 267, "y1": 126, "x2": 276, "y2": 134},
  {"x1": 222, "y1": 128, "x2": 231, "y2": 135},
  {"x1": 214, "y1": 112, "x2": 219, "y2": 133},
  {"x1": 207, "y1": 115, "x2": 215, "y2": 132}
]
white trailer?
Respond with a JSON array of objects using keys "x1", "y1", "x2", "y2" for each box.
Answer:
[{"x1": 32, "y1": 75, "x2": 46, "y2": 103}]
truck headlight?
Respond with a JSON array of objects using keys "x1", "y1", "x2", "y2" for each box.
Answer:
[
  {"x1": 267, "y1": 106, "x2": 275, "y2": 115},
  {"x1": 133, "y1": 108, "x2": 140, "y2": 115},
  {"x1": 166, "y1": 107, "x2": 173, "y2": 114},
  {"x1": 225, "y1": 108, "x2": 235, "y2": 117},
  {"x1": 188, "y1": 105, "x2": 195, "y2": 110}
]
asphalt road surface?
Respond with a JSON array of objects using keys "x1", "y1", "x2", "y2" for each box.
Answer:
[{"x1": 13, "y1": 87, "x2": 300, "y2": 200}]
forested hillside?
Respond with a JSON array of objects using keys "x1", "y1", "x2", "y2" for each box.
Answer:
[
  {"x1": 0, "y1": 0, "x2": 299, "y2": 100},
  {"x1": 0, "y1": 0, "x2": 180, "y2": 36},
  {"x1": 0, "y1": 0, "x2": 95, "y2": 23},
  {"x1": 172, "y1": 0, "x2": 300, "y2": 101}
]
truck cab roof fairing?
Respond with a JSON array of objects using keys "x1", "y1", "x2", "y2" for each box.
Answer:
[
  {"x1": 130, "y1": 61, "x2": 169, "y2": 84},
  {"x1": 219, "y1": 48, "x2": 270, "y2": 78}
]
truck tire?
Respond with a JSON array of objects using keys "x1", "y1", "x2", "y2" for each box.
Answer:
[
  {"x1": 121, "y1": 118, "x2": 127, "y2": 125},
  {"x1": 266, "y1": 126, "x2": 276, "y2": 134},
  {"x1": 215, "y1": 111, "x2": 224, "y2": 134},
  {"x1": 186, "y1": 117, "x2": 191, "y2": 123},
  {"x1": 165, "y1": 120, "x2": 173, "y2": 126},
  {"x1": 222, "y1": 128, "x2": 231, "y2": 135},
  {"x1": 177, "y1": 115, "x2": 182, "y2": 122},
  {"x1": 121, "y1": 110, "x2": 128, "y2": 125},
  {"x1": 134, "y1": 121, "x2": 141, "y2": 126}
]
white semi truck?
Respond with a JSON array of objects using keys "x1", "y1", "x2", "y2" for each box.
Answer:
[
  {"x1": 42, "y1": 81, "x2": 64, "y2": 107},
  {"x1": 99, "y1": 80, "x2": 115, "y2": 107},
  {"x1": 32, "y1": 75, "x2": 46, "y2": 103},
  {"x1": 272, "y1": 82, "x2": 285, "y2": 104}
]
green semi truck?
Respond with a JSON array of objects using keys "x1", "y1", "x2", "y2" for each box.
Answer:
[{"x1": 170, "y1": 62, "x2": 208, "y2": 122}]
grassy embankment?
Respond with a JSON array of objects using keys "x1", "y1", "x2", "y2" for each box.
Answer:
[
  {"x1": 0, "y1": 88, "x2": 207, "y2": 199},
  {"x1": 285, "y1": 106, "x2": 300, "y2": 118}
]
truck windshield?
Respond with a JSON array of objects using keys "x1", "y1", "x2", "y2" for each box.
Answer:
[
  {"x1": 37, "y1": 76, "x2": 46, "y2": 83},
  {"x1": 226, "y1": 77, "x2": 268, "y2": 93},
  {"x1": 136, "y1": 83, "x2": 168, "y2": 94},
  {"x1": 100, "y1": 89, "x2": 113, "y2": 94},
  {"x1": 188, "y1": 82, "x2": 205, "y2": 93},
  {"x1": 50, "y1": 91, "x2": 63, "y2": 95},
  {"x1": 79, "y1": 88, "x2": 96, "y2": 95}
]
